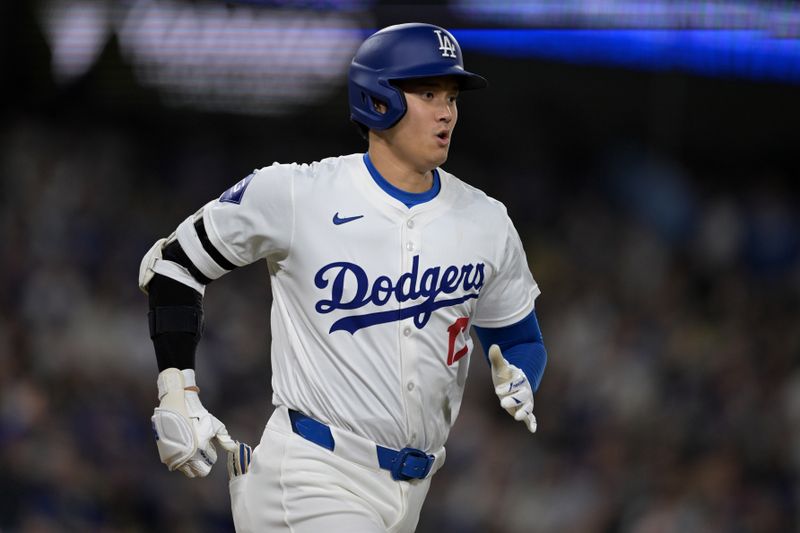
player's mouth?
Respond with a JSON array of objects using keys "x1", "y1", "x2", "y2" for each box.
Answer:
[{"x1": 435, "y1": 130, "x2": 451, "y2": 146}]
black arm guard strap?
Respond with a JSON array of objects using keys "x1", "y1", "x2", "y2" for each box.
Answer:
[
  {"x1": 162, "y1": 237, "x2": 213, "y2": 285},
  {"x1": 158, "y1": 221, "x2": 238, "y2": 287},
  {"x1": 148, "y1": 273, "x2": 204, "y2": 371}
]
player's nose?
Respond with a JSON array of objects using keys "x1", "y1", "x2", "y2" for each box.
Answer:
[{"x1": 436, "y1": 103, "x2": 454, "y2": 122}]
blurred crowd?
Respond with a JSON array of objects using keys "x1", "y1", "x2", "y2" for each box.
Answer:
[{"x1": 1, "y1": 108, "x2": 798, "y2": 533}]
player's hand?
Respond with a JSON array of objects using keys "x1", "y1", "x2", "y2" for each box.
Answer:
[
  {"x1": 488, "y1": 344, "x2": 537, "y2": 433},
  {"x1": 151, "y1": 368, "x2": 238, "y2": 478},
  {"x1": 227, "y1": 441, "x2": 253, "y2": 480}
]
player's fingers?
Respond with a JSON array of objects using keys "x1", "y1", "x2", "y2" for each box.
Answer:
[
  {"x1": 226, "y1": 439, "x2": 253, "y2": 479},
  {"x1": 488, "y1": 345, "x2": 513, "y2": 380},
  {"x1": 524, "y1": 413, "x2": 538, "y2": 433},
  {"x1": 500, "y1": 391, "x2": 530, "y2": 410},
  {"x1": 228, "y1": 449, "x2": 236, "y2": 479},
  {"x1": 510, "y1": 385, "x2": 531, "y2": 402},
  {"x1": 191, "y1": 459, "x2": 213, "y2": 478},
  {"x1": 229, "y1": 442, "x2": 252, "y2": 478},
  {"x1": 500, "y1": 396, "x2": 519, "y2": 410},
  {"x1": 214, "y1": 425, "x2": 238, "y2": 453},
  {"x1": 493, "y1": 380, "x2": 511, "y2": 397},
  {"x1": 513, "y1": 401, "x2": 533, "y2": 421},
  {"x1": 178, "y1": 463, "x2": 197, "y2": 478}
]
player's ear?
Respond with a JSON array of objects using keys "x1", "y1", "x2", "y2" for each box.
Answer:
[{"x1": 372, "y1": 98, "x2": 388, "y2": 115}]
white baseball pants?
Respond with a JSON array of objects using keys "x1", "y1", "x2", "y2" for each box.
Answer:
[{"x1": 229, "y1": 406, "x2": 437, "y2": 532}]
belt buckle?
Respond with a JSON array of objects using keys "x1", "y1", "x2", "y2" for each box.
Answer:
[{"x1": 391, "y1": 447, "x2": 434, "y2": 481}]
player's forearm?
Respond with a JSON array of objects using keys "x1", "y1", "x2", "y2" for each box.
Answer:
[
  {"x1": 474, "y1": 309, "x2": 548, "y2": 391},
  {"x1": 498, "y1": 341, "x2": 547, "y2": 392},
  {"x1": 148, "y1": 273, "x2": 204, "y2": 371}
]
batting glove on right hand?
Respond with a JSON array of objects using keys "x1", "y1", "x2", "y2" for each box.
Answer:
[
  {"x1": 151, "y1": 368, "x2": 238, "y2": 478},
  {"x1": 489, "y1": 344, "x2": 537, "y2": 433}
]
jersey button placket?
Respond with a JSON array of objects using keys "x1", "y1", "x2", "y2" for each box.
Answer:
[
  {"x1": 399, "y1": 218, "x2": 422, "y2": 446},
  {"x1": 402, "y1": 217, "x2": 421, "y2": 257}
]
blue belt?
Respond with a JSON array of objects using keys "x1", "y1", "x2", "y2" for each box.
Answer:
[{"x1": 288, "y1": 409, "x2": 435, "y2": 481}]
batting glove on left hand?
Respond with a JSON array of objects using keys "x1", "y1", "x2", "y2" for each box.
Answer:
[
  {"x1": 227, "y1": 441, "x2": 252, "y2": 480},
  {"x1": 489, "y1": 344, "x2": 537, "y2": 433},
  {"x1": 151, "y1": 368, "x2": 238, "y2": 478}
]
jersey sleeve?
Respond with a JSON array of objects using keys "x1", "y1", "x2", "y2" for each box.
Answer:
[
  {"x1": 197, "y1": 163, "x2": 295, "y2": 268},
  {"x1": 471, "y1": 214, "x2": 539, "y2": 328}
]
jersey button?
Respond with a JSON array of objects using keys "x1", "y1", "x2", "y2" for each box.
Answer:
[
  {"x1": 403, "y1": 327, "x2": 411, "y2": 337},
  {"x1": 406, "y1": 219, "x2": 415, "y2": 229},
  {"x1": 406, "y1": 241, "x2": 414, "y2": 251},
  {"x1": 407, "y1": 382, "x2": 415, "y2": 391}
]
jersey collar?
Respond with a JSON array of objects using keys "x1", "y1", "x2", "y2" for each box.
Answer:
[{"x1": 362, "y1": 153, "x2": 441, "y2": 209}]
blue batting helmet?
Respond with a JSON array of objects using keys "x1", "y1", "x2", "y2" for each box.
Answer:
[{"x1": 348, "y1": 23, "x2": 488, "y2": 131}]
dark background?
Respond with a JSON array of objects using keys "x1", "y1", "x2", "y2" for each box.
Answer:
[{"x1": 2, "y1": 1, "x2": 799, "y2": 532}]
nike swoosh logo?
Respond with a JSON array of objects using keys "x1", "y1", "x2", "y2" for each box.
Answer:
[{"x1": 332, "y1": 212, "x2": 364, "y2": 225}]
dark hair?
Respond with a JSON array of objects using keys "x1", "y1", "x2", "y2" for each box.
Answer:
[{"x1": 352, "y1": 120, "x2": 370, "y2": 141}]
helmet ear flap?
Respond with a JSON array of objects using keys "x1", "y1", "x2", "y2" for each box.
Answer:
[
  {"x1": 348, "y1": 76, "x2": 406, "y2": 131},
  {"x1": 370, "y1": 85, "x2": 407, "y2": 130}
]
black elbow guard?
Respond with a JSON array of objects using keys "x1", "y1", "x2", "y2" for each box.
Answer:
[
  {"x1": 147, "y1": 274, "x2": 204, "y2": 371},
  {"x1": 148, "y1": 305, "x2": 204, "y2": 342}
]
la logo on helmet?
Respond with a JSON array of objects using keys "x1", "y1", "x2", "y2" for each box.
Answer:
[{"x1": 433, "y1": 30, "x2": 457, "y2": 58}]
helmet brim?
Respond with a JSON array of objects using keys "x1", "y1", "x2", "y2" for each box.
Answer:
[{"x1": 385, "y1": 66, "x2": 488, "y2": 91}]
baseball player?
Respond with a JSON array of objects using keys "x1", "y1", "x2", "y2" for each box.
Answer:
[{"x1": 139, "y1": 23, "x2": 548, "y2": 532}]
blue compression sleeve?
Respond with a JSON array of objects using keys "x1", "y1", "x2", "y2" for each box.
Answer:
[{"x1": 474, "y1": 310, "x2": 548, "y2": 392}]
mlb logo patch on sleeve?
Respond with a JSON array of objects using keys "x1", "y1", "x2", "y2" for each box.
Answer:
[{"x1": 220, "y1": 172, "x2": 255, "y2": 204}]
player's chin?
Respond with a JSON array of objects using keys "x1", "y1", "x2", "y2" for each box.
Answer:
[{"x1": 430, "y1": 145, "x2": 451, "y2": 167}]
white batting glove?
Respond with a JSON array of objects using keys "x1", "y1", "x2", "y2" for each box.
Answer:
[
  {"x1": 151, "y1": 368, "x2": 238, "y2": 478},
  {"x1": 227, "y1": 441, "x2": 253, "y2": 480},
  {"x1": 488, "y1": 344, "x2": 537, "y2": 433}
]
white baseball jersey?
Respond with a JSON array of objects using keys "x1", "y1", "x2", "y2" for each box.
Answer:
[{"x1": 168, "y1": 153, "x2": 539, "y2": 453}]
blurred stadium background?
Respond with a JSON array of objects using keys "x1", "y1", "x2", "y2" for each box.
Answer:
[{"x1": 2, "y1": 1, "x2": 799, "y2": 531}]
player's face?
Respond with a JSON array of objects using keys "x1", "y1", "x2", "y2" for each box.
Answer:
[{"x1": 386, "y1": 77, "x2": 460, "y2": 172}]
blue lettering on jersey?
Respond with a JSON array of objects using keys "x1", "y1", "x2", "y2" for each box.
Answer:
[
  {"x1": 220, "y1": 173, "x2": 255, "y2": 204},
  {"x1": 314, "y1": 255, "x2": 485, "y2": 334}
]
